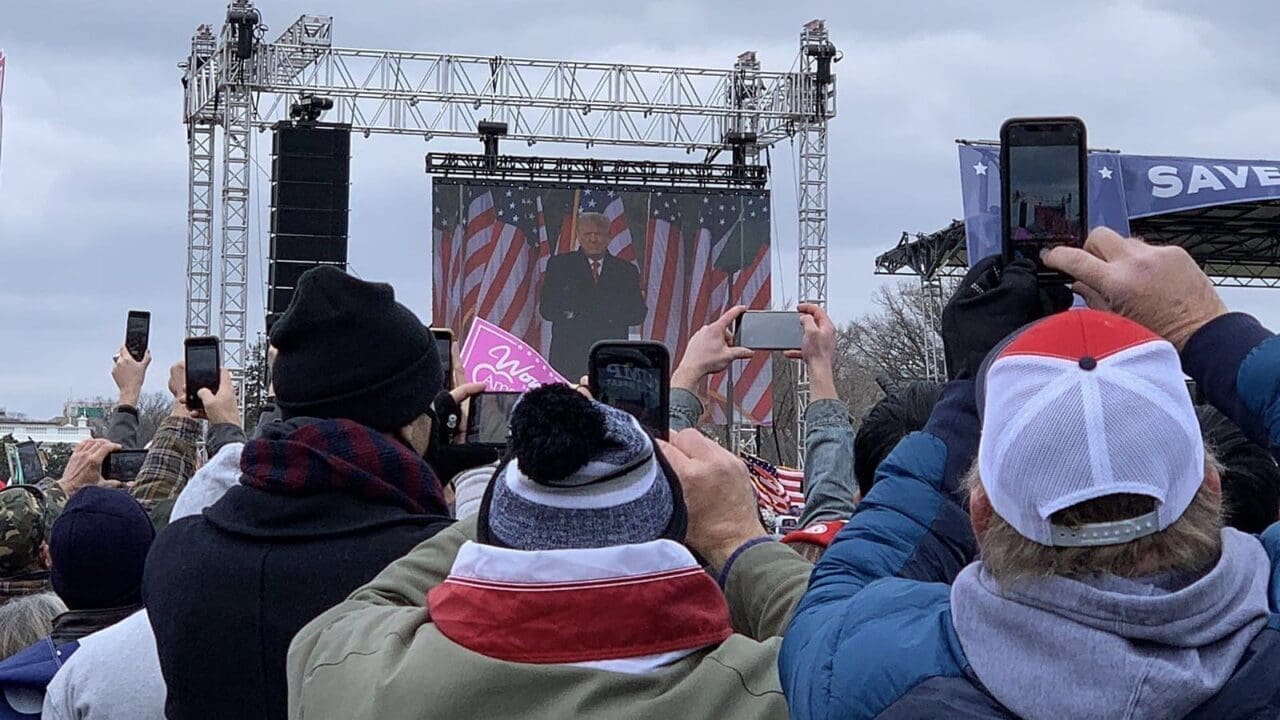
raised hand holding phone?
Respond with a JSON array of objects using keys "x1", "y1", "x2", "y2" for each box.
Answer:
[
  {"x1": 125, "y1": 310, "x2": 151, "y2": 362},
  {"x1": 465, "y1": 391, "x2": 522, "y2": 449},
  {"x1": 1000, "y1": 117, "x2": 1088, "y2": 284},
  {"x1": 734, "y1": 311, "x2": 804, "y2": 351},
  {"x1": 193, "y1": 368, "x2": 241, "y2": 427},
  {"x1": 184, "y1": 336, "x2": 221, "y2": 411},
  {"x1": 588, "y1": 341, "x2": 670, "y2": 438}
]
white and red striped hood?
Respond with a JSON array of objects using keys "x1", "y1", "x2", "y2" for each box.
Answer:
[{"x1": 427, "y1": 539, "x2": 733, "y2": 674}]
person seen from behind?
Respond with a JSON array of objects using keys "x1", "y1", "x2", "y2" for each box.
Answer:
[
  {"x1": 289, "y1": 382, "x2": 816, "y2": 720},
  {"x1": 781, "y1": 229, "x2": 1280, "y2": 719},
  {"x1": 144, "y1": 266, "x2": 476, "y2": 720}
]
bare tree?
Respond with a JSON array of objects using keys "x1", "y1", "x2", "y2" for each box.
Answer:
[
  {"x1": 841, "y1": 282, "x2": 942, "y2": 384},
  {"x1": 136, "y1": 392, "x2": 174, "y2": 447},
  {"x1": 764, "y1": 280, "x2": 944, "y2": 465}
]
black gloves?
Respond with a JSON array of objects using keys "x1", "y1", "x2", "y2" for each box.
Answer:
[{"x1": 941, "y1": 257, "x2": 1073, "y2": 381}]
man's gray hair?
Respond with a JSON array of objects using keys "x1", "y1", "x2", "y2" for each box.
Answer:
[
  {"x1": 969, "y1": 454, "x2": 1224, "y2": 587},
  {"x1": 0, "y1": 592, "x2": 66, "y2": 661},
  {"x1": 576, "y1": 212, "x2": 609, "y2": 233}
]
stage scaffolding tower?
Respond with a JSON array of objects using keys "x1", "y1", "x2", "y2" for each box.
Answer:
[{"x1": 182, "y1": 3, "x2": 837, "y2": 449}]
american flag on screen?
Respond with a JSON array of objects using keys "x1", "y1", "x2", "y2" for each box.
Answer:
[
  {"x1": 475, "y1": 186, "x2": 548, "y2": 343},
  {"x1": 458, "y1": 189, "x2": 498, "y2": 327},
  {"x1": 640, "y1": 195, "x2": 686, "y2": 357},
  {"x1": 432, "y1": 188, "x2": 462, "y2": 329},
  {"x1": 685, "y1": 196, "x2": 734, "y2": 353},
  {"x1": 698, "y1": 193, "x2": 773, "y2": 425},
  {"x1": 743, "y1": 454, "x2": 804, "y2": 514},
  {"x1": 711, "y1": 236, "x2": 773, "y2": 424}
]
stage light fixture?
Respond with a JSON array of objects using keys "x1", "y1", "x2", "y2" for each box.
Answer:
[
  {"x1": 478, "y1": 121, "x2": 509, "y2": 163},
  {"x1": 290, "y1": 95, "x2": 335, "y2": 123}
]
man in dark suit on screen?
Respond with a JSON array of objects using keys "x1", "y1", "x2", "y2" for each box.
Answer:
[{"x1": 540, "y1": 211, "x2": 647, "y2": 379}]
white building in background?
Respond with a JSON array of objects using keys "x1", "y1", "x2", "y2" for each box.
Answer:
[{"x1": 0, "y1": 416, "x2": 93, "y2": 444}]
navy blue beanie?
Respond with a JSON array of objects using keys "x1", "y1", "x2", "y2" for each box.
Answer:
[{"x1": 49, "y1": 487, "x2": 155, "y2": 610}]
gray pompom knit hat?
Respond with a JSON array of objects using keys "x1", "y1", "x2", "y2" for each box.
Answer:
[{"x1": 476, "y1": 384, "x2": 686, "y2": 550}]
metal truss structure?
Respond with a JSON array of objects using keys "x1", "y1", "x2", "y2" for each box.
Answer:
[
  {"x1": 425, "y1": 153, "x2": 767, "y2": 188},
  {"x1": 182, "y1": 3, "x2": 836, "y2": 452}
]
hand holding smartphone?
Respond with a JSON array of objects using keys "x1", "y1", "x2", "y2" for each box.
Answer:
[
  {"x1": 588, "y1": 341, "x2": 670, "y2": 438},
  {"x1": 184, "y1": 337, "x2": 221, "y2": 411},
  {"x1": 1000, "y1": 117, "x2": 1088, "y2": 284},
  {"x1": 103, "y1": 450, "x2": 148, "y2": 483},
  {"x1": 734, "y1": 311, "x2": 803, "y2": 351},
  {"x1": 125, "y1": 311, "x2": 151, "y2": 362},
  {"x1": 465, "y1": 391, "x2": 521, "y2": 449},
  {"x1": 430, "y1": 327, "x2": 456, "y2": 390}
]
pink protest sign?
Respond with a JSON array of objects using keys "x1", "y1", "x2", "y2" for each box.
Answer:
[{"x1": 460, "y1": 318, "x2": 568, "y2": 391}]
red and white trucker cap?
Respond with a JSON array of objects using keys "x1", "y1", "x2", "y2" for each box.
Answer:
[{"x1": 975, "y1": 309, "x2": 1204, "y2": 547}]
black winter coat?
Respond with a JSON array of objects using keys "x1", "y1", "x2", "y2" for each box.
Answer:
[
  {"x1": 143, "y1": 484, "x2": 452, "y2": 720},
  {"x1": 539, "y1": 250, "x2": 646, "y2": 379}
]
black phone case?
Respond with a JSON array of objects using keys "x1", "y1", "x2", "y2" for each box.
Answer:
[
  {"x1": 126, "y1": 313, "x2": 150, "y2": 361},
  {"x1": 184, "y1": 339, "x2": 220, "y2": 411},
  {"x1": 465, "y1": 394, "x2": 517, "y2": 449},
  {"x1": 999, "y1": 117, "x2": 1088, "y2": 286},
  {"x1": 587, "y1": 341, "x2": 670, "y2": 438}
]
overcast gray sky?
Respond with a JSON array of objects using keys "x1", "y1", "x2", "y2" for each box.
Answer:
[{"x1": 2, "y1": 0, "x2": 1280, "y2": 418}]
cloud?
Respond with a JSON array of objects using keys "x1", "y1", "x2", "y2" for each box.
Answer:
[{"x1": 2, "y1": 0, "x2": 1280, "y2": 416}]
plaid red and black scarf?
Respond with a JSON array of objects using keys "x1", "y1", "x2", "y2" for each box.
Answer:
[{"x1": 240, "y1": 419, "x2": 447, "y2": 516}]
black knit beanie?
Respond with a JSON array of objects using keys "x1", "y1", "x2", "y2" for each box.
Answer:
[
  {"x1": 50, "y1": 486, "x2": 155, "y2": 610},
  {"x1": 270, "y1": 266, "x2": 444, "y2": 432}
]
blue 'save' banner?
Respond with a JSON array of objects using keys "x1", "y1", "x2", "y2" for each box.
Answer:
[{"x1": 960, "y1": 145, "x2": 1280, "y2": 264}]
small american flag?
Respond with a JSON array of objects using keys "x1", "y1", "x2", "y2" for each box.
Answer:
[{"x1": 743, "y1": 453, "x2": 804, "y2": 514}]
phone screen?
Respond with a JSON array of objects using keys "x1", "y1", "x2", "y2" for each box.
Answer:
[
  {"x1": 736, "y1": 311, "x2": 803, "y2": 351},
  {"x1": 104, "y1": 450, "x2": 148, "y2": 482},
  {"x1": 433, "y1": 335, "x2": 454, "y2": 390},
  {"x1": 126, "y1": 312, "x2": 150, "y2": 361},
  {"x1": 590, "y1": 343, "x2": 670, "y2": 438},
  {"x1": 1002, "y1": 119, "x2": 1087, "y2": 274},
  {"x1": 467, "y1": 393, "x2": 520, "y2": 446},
  {"x1": 186, "y1": 340, "x2": 220, "y2": 408},
  {"x1": 15, "y1": 442, "x2": 43, "y2": 484}
]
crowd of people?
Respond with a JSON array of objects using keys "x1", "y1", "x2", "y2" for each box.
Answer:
[{"x1": 0, "y1": 226, "x2": 1278, "y2": 719}]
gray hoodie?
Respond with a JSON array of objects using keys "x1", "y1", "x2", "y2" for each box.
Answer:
[{"x1": 951, "y1": 528, "x2": 1271, "y2": 720}]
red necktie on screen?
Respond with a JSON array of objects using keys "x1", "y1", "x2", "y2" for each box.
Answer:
[{"x1": 591, "y1": 260, "x2": 601, "y2": 283}]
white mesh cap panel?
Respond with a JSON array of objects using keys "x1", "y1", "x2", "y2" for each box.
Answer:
[{"x1": 978, "y1": 340, "x2": 1204, "y2": 546}]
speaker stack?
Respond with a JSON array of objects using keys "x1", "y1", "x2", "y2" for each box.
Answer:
[{"x1": 268, "y1": 121, "x2": 352, "y2": 319}]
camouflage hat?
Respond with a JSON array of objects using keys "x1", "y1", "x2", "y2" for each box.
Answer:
[{"x1": 0, "y1": 487, "x2": 48, "y2": 576}]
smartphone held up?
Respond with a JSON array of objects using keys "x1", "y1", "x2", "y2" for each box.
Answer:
[
  {"x1": 125, "y1": 311, "x2": 151, "y2": 362},
  {"x1": 184, "y1": 336, "x2": 221, "y2": 411},
  {"x1": 588, "y1": 341, "x2": 670, "y2": 439},
  {"x1": 465, "y1": 391, "x2": 521, "y2": 449},
  {"x1": 104, "y1": 450, "x2": 148, "y2": 483},
  {"x1": 1000, "y1": 117, "x2": 1088, "y2": 284},
  {"x1": 734, "y1": 311, "x2": 803, "y2": 352}
]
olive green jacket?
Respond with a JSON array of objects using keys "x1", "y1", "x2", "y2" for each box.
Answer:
[{"x1": 288, "y1": 516, "x2": 811, "y2": 720}]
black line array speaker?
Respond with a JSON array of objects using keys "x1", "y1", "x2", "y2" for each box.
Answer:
[{"x1": 268, "y1": 121, "x2": 352, "y2": 317}]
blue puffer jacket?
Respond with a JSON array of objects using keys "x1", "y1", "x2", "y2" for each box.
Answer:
[{"x1": 780, "y1": 313, "x2": 1280, "y2": 720}]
